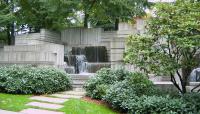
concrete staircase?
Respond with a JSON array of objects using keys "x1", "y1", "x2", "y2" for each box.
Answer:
[{"x1": 69, "y1": 74, "x2": 94, "y2": 88}]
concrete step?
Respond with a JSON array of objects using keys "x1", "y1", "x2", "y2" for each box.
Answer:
[{"x1": 69, "y1": 74, "x2": 94, "y2": 80}]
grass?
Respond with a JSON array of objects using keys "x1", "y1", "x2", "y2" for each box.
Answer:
[
  {"x1": 0, "y1": 93, "x2": 32, "y2": 112},
  {"x1": 0, "y1": 93, "x2": 118, "y2": 114},
  {"x1": 60, "y1": 99, "x2": 118, "y2": 114}
]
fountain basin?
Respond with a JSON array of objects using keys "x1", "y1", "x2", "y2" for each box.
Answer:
[{"x1": 86, "y1": 62, "x2": 111, "y2": 73}]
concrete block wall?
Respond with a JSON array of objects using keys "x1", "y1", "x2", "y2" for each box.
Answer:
[
  {"x1": 1, "y1": 29, "x2": 64, "y2": 68},
  {"x1": 0, "y1": 44, "x2": 64, "y2": 67},
  {"x1": 16, "y1": 29, "x2": 61, "y2": 45}
]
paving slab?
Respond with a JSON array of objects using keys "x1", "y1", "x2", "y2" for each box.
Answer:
[
  {"x1": 0, "y1": 110, "x2": 22, "y2": 114},
  {"x1": 61, "y1": 91, "x2": 86, "y2": 96},
  {"x1": 51, "y1": 94, "x2": 82, "y2": 99},
  {"x1": 26, "y1": 102, "x2": 63, "y2": 110},
  {"x1": 30, "y1": 96, "x2": 68, "y2": 104},
  {"x1": 73, "y1": 88, "x2": 85, "y2": 92},
  {"x1": 20, "y1": 108, "x2": 64, "y2": 114}
]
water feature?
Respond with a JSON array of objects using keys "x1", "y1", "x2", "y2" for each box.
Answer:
[
  {"x1": 64, "y1": 46, "x2": 110, "y2": 74},
  {"x1": 190, "y1": 68, "x2": 200, "y2": 82},
  {"x1": 76, "y1": 55, "x2": 88, "y2": 73}
]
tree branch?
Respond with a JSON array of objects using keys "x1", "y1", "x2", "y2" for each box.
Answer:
[{"x1": 170, "y1": 73, "x2": 182, "y2": 93}]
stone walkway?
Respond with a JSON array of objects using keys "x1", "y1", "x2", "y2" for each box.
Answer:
[{"x1": 0, "y1": 89, "x2": 85, "y2": 114}]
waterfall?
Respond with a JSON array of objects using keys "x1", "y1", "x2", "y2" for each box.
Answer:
[
  {"x1": 76, "y1": 55, "x2": 88, "y2": 73},
  {"x1": 190, "y1": 68, "x2": 200, "y2": 82},
  {"x1": 64, "y1": 46, "x2": 110, "y2": 74}
]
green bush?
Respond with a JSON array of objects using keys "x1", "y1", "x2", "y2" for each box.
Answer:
[
  {"x1": 126, "y1": 95, "x2": 190, "y2": 114},
  {"x1": 0, "y1": 65, "x2": 72, "y2": 94},
  {"x1": 83, "y1": 68, "x2": 131, "y2": 99},
  {"x1": 182, "y1": 93, "x2": 200, "y2": 113},
  {"x1": 103, "y1": 72, "x2": 155, "y2": 112}
]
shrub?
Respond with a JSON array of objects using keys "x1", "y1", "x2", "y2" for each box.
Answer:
[
  {"x1": 0, "y1": 65, "x2": 72, "y2": 94},
  {"x1": 182, "y1": 93, "x2": 200, "y2": 113},
  {"x1": 127, "y1": 95, "x2": 190, "y2": 114},
  {"x1": 83, "y1": 68, "x2": 131, "y2": 99},
  {"x1": 103, "y1": 72, "x2": 155, "y2": 112}
]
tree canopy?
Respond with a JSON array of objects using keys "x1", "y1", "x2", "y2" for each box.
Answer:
[
  {"x1": 0, "y1": 0, "x2": 149, "y2": 44},
  {"x1": 124, "y1": 0, "x2": 200, "y2": 94}
]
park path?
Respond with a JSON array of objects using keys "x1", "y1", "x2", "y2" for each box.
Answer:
[{"x1": 0, "y1": 88, "x2": 86, "y2": 114}]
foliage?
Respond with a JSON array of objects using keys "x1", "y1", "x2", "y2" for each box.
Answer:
[
  {"x1": 124, "y1": 0, "x2": 200, "y2": 94},
  {"x1": 0, "y1": 65, "x2": 72, "y2": 94},
  {"x1": 60, "y1": 99, "x2": 117, "y2": 114},
  {"x1": 103, "y1": 72, "x2": 155, "y2": 112},
  {"x1": 0, "y1": 0, "x2": 15, "y2": 44},
  {"x1": 126, "y1": 95, "x2": 190, "y2": 114},
  {"x1": 83, "y1": 68, "x2": 131, "y2": 99},
  {"x1": 182, "y1": 93, "x2": 200, "y2": 113},
  {"x1": 0, "y1": 93, "x2": 31, "y2": 111},
  {"x1": 16, "y1": 0, "x2": 78, "y2": 31},
  {"x1": 81, "y1": 0, "x2": 149, "y2": 28}
]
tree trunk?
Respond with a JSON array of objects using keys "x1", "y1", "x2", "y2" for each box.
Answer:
[
  {"x1": 84, "y1": 13, "x2": 89, "y2": 28},
  {"x1": 10, "y1": 23, "x2": 15, "y2": 45},
  {"x1": 6, "y1": 25, "x2": 11, "y2": 45},
  {"x1": 182, "y1": 68, "x2": 192, "y2": 93},
  {"x1": 115, "y1": 18, "x2": 119, "y2": 30}
]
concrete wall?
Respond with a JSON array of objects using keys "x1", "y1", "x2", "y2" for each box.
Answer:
[
  {"x1": 60, "y1": 22, "x2": 143, "y2": 69},
  {"x1": 61, "y1": 28, "x2": 101, "y2": 46},
  {"x1": 1, "y1": 29, "x2": 64, "y2": 68},
  {"x1": 16, "y1": 29, "x2": 61, "y2": 45},
  {"x1": 1, "y1": 44, "x2": 64, "y2": 66}
]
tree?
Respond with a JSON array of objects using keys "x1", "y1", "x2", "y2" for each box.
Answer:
[
  {"x1": 0, "y1": 0, "x2": 15, "y2": 45},
  {"x1": 16, "y1": 0, "x2": 78, "y2": 32},
  {"x1": 80, "y1": 0, "x2": 149, "y2": 29},
  {"x1": 124, "y1": 0, "x2": 200, "y2": 94}
]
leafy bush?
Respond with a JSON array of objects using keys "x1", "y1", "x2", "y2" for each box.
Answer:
[
  {"x1": 126, "y1": 95, "x2": 190, "y2": 114},
  {"x1": 0, "y1": 65, "x2": 72, "y2": 94},
  {"x1": 103, "y1": 72, "x2": 155, "y2": 111},
  {"x1": 182, "y1": 93, "x2": 200, "y2": 113},
  {"x1": 83, "y1": 68, "x2": 131, "y2": 99}
]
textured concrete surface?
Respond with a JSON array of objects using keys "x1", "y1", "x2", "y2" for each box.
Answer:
[
  {"x1": 0, "y1": 110, "x2": 21, "y2": 114},
  {"x1": 20, "y1": 108, "x2": 64, "y2": 114},
  {"x1": 30, "y1": 96, "x2": 68, "y2": 104},
  {"x1": 51, "y1": 94, "x2": 82, "y2": 99},
  {"x1": 26, "y1": 102, "x2": 63, "y2": 110}
]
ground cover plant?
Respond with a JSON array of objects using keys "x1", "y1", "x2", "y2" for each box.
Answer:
[{"x1": 0, "y1": 65, "x2": 72, "y2": 94}]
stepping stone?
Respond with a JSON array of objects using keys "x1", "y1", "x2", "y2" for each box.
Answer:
[
  {"x1": 51, "y1": 94, "x2": 82, "y2": 99},
  {"x1": 20, "y1": 108, "x2": 64, "y2": 114},
  {"x1": 30, "y1": 96, "x2": 68, "y2": 104},
  {"x1": 26, "y1": 102, "x2": 63, "y2": 110},
  {"x1": 61, "y1": 91, "x2": 86, "y2": 96},
  {"x1": 73, "y1": 88, "x2": 85, "y2": 92},
  {"x1": 0, "y1": 109, "x2": 21, "y2": 114}
]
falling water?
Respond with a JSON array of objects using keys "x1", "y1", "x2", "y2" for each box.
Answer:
[
  {"x1": 190, "y1": 68, "x2": 200, "y2": 82},
  {"x1": 64, "y1": 46, "x2": 110, "y2": 74},
  {"x1": 76, "y1": 55, "x2": 88, "y2": 73}
]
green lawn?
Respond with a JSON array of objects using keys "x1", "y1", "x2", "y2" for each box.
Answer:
[
  {"x1": 0, "y1": 93, "x2": 32, "y2": 112},
  {"x1": 0, "y1": 93, "x2": 117, "y2": 114},
  {"x1": 60, "y1": 99, "x2": 118, "y2": 114}
]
